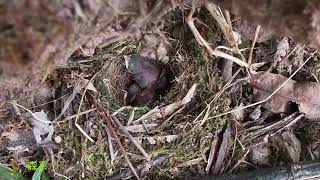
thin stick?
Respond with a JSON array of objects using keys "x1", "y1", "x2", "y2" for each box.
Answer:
[
  {"x1": 186, "y1": 1, "x2": 249, "y2": 68},
  {"x1": 27, "y1": 94, "x2": 68, "y2": 109},
  {"x1": 92, "y1": 93, "x2": 150, "y2": 160},
  {"x1": 56, "y1": 108, "x2": 96, "y2": 123},
  {"x1": 248, "y1": 25, "x2": 261, "y2": 65},
  {"x1": 229, "y1": 149, "x2": 250, "y2": 173},
  {"x1": 73, "y1": 72, "x2": 99, "y2": 143},
  {"x1": 96, "y1": 102, "x2": 140, "y2": 180},
  {"x1": 74, "y1": 123, "x2": 94, "y2": 143},
  {"x1": 206, "y1": 52, "x2": 316, "y2": 120},
  {"x1": 10, "y1": 102, "x2": 52, "y2": 124},
  {"x1": 205, "y1": 2, "x2": 246, "y2": 62},
  {"x1": 112, "y1": 116, "x2": 151, "y2": 161}
]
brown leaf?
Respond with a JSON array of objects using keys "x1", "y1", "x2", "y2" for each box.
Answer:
[
  {"x1": 250, "y1": 71, "x2": 320, "y2": 119},
  {"x1": 269, "y1": 131, "x2": 301, "y2": 163}
]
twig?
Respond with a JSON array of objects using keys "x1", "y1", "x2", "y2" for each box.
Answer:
[
  {"x1": 97, "y1": 103, "x2": 141, "y2": 180},
  {"x1": 205, "y1": 2, "x2": 246, "y2": 62},
  {"x1": 112, "y1": 116, "x2": 151, "y2": 161},
  {"x1": 225, "y1": 120, "x2": 238, "y2": 170},
  {"x1": 248, "y1": 25, "x2": 261, "y2": 65},
  {"x1": 243, "y1": 112, "x2": 299, "y2": 144},
  {"x1": 186, "y1": 1, "x2": 248, "y2": 68},
  {"x1": 206, "y1": 52, "x2": 316, "y2": 120},
  {"x1": 10, "y1": 102, "x2": 52, "y2": 124},
  {"x1": 28, "y1": 94, "x2": 68, "y2": 109},
  {"x1": 229, "y1": 149, "x2": 250, "y2": 173},
  {"x1": 56, "y1": 108, "x2": 96, "y2": 123}
]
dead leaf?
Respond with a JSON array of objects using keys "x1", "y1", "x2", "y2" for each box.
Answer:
[
  {"x1": 250, "y1": 71, "x2": 320, "y2": 119},
  {"x1": 250, "y1": 105, "x2": 262, "y2": 120},
  {"x1": 231, "y1": 102, "x2": 245, "y2": 121},
  {"x1": 249, "y1": 144, "x2": 270, "y2": 166},
  {"x1": 269, "y1": 131, "x2": 301, "y2": 163},
  {"x1": 5, "y1": 129, "x2": 37, "y2": 152},
  {"x1": 32, "y1": 110, "x2": 54, "y2": 144}
]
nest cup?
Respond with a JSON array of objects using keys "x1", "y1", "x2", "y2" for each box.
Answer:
[
  {"x1": 100, "y1": 55, "x2": 177, "y2": 107},
  {"x1": 101, "y1": 57, "x2": 131, "y2": 105}
]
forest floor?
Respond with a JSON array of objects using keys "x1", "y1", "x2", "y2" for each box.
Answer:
[{"x1": 1, "y1": 4, "x2": 320, "y2": 180}]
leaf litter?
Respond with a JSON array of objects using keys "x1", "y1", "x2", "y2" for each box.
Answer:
[{"x1": 251, "y1": 71, "x2": 320, "y2": 119}]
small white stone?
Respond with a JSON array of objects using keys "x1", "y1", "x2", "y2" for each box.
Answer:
[{"x1": 54, "y1": 135, "x2": 62, "y2": 144}]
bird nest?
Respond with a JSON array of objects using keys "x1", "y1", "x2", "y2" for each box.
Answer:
[
  {"x1": 97, "y1": 55, "x2": 175, "y2": 109},
  {"x1": 97, "y1": 56, "x2": 131, "y2": 107}
]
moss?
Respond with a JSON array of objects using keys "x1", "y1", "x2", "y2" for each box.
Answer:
[
  {"x1": 83, "y1": 144, "x2": 113, "y2": 179},
  {"x1": 53, "y1": 123, "x2": 82, "y2": 175},
  {"x1": 133, "y1": 106, "x2": 151, "y2": 119}
]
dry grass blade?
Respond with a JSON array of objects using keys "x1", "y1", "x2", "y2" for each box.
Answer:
[
  {"x1": 89, "y1": 90, "x2": 150, "y2": 159},
  {"x1": 74, "y1": 123, "x2": 95, "y2": 143},
  {"x1": 248, "y1": 25, "x2": 261, "y2": 65},
  {"x1": 193, "y1": 68, "x2": 242, "y2": 124},
  {"x1": 229, "y1": 149, "x2": 250, "y2": 173},
  {"x1": 57, "y1": 108, "x2": 96, "y2": 123}
]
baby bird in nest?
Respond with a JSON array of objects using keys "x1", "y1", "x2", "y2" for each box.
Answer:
[{"x1": 125, "y1": 55, "x2": 168, "y2": 106}]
